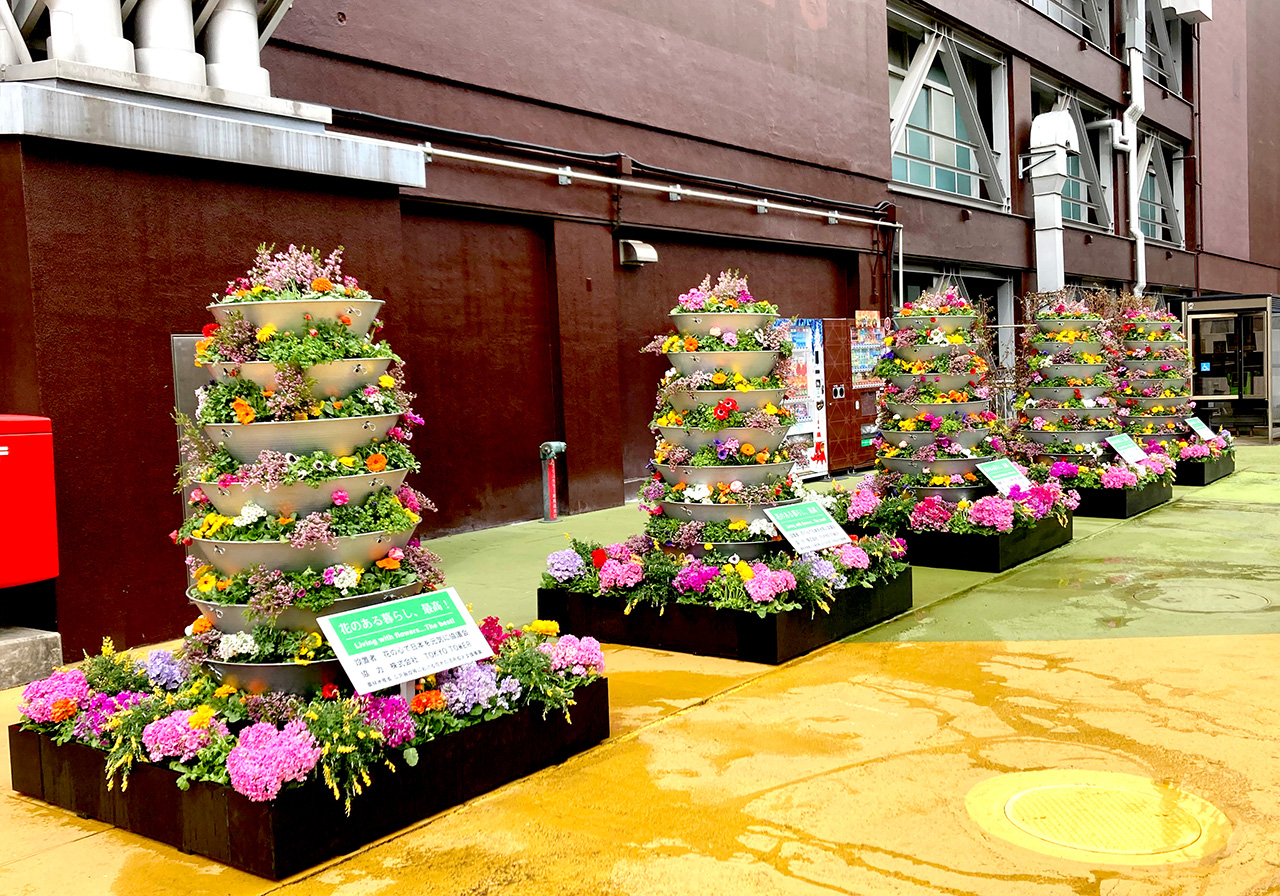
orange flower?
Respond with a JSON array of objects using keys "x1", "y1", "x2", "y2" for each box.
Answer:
[
  {"x1": 376, "y1": 556, "x2": 401, "y2": 570},
  {"x1": 49, "y1": 698, "x2": 77, "y2": 722},
  {"x1": 232, "y1": 397, "x2": 256, "y2": 425},
  {"x1": 755, "y1": 451, "x2": 769, "y2": 463},
  {"x1": 683, "y1": 336, "x2": 699, "y2": 352},
  {"x1": 191, "y1": 616, "x2": 213, "y2": 635},
  {"x1": 311, "y1": 277, "x2": 334, "y2": 292},
  {"x1": 671, "y1": 482, "x2": 687, "y2": 491},
  {"x1": 740, "y1": 443, "x2": 756, "y2": 456},
  {"x1": 410, "y1": 690, "x2": 445, "y2": 714},
  {"x1": 366, "y1": 453, "x2": 388, "y2": 472},
  {"x1": 332, "y1": 400, "x2": 343, "y2": 410},
  {"x1": 725, "y1": 297, "x2": 740, "y2": 309},
  {"x1": 338, "y1": 314, "x2": 352, "y2": 325},
  {"x1": 711, "y1": 372, "x2": 727, "y2": 385}
]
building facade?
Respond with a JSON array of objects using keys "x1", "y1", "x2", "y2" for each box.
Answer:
[{"x1": 0, "y1": 0, "x2": 1273, "y2": 655}]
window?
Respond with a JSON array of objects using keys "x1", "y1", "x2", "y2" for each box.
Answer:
[
  {"x1": 1030, "y1": 81, "x2": 1114, "y2": 230},
  {"x1": 888, "y1": 8, "x2": 1008, "y2": 208},
  {"x1": 1141, "y1": 0, "x2": 1182, "y2": 94},
  {"x1": 1135, "y1": 134, "x2": 1184, "y2": 246},
  {"x1": 1023, "y1": 0, "x2": 1110, "y2": 47}
]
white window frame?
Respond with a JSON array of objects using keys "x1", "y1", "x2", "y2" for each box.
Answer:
[
  {"x1": 1135, "y1": 132, "x2": 1184, "y2": 247},
  {"x1": 1023, "y1": 0, "x2": 1110, "y2": 48},
  {"x1": 888, "y1": 7, "x2": 1009, "y2": 210},
  {"x1": 1142, "y1": 0, "x2": 1182, "y2": 94}
]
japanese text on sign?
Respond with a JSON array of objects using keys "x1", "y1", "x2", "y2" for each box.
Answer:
[
  {"x1": 318, "y1": 587, "x2": 493, "y2": 695},
  {"x1": 1105, "y1": 433, "x2": 1150, "y2": 465},
  {"x1": 764, "y1": 501, "x2": 850, "y2": 553},
  {"x1": 977, "y1": 458, "x2": 1032, "y2": 496}
]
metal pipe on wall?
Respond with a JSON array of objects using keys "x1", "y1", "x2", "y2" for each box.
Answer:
[
  {"x1": 134, "y1": 0, "x2": 207, "y2": 86},
  {"x1": 1122, "y1": 0, "x2": 1148, "y2": 296},
  {"x1": 45, "y1": 0, "x2": 136, "y2": 72},
  {"x1": 203, "y1": 0, "x2": 270, "y2": 96}
]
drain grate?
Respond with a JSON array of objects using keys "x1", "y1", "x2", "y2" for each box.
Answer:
[{"x1": 966, "y1": 770, "x2": 1231, "y2": 865}]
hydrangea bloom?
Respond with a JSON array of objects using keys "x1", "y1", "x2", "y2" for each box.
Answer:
[
  {"x1": 545, "y1": 549, "x2": 585, "y2": 583},
  {"x1": 603, "y1": 542, "x2": 632, "y2": 562},
  {"x1": 439, "y1": 662, "x2": 508, "y2": 714},
  {"x1": 142, "y1": 710, "x2": 230, "y2": 762},
  {"x1": 541, "y1": 635, "x2": 605, "y2": 676},
  {"x1": 20, "y1": 669, "x2": 90, "y2": 723},
  {"x1": 909, "y1": 496, "x2": 953, "y2": 531},
  {"x1": 967, "y1": 495, "x2": 1015, "y2": 532},
  {"x1": 226, "y1": 719, "x2": 322, "y2": 801},
  {"x1": 744, "y1": 567, "x2": 797, "y2": 603},
  {"x1": 1181, "y1": 442, "x2": 1210, "y2": 460},
  {"x1": 138, "y1": 649, "x2": 189, "y2": 690},
  {"x1": 598, "y1": 558, "x2": 644, "y2": 589},
  {"x1": 846, "y1": 490, "x2": 882, "y2": 522},
  {"x1": 362, "y1": 697, "x2": 416, "y2": 748}
]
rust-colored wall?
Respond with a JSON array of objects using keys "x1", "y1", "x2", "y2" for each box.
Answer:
[{"x1": 17, "y1": 141, "x2": 404, "y2": 657}]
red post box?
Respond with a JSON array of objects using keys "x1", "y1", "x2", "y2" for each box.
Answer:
[{"x1": 0, "y1": 415, "x2": 59, "y2": 588}]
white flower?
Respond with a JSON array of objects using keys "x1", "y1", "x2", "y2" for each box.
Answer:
[
  {"x1": 685, "y1": 483, "x2": 712, "y2": 503},
  {"x1": 727, "y1": 554, "x2": 741, "y2": 565},
  {"x1": 233, "y1": 501, "x2": 268, "y2": 527},
  {"x1": 709, "y1": 327, "x2": 722, "y2": 337},
  {"x1": 215, "y1": 631, "x2": 257, "y2": 661},
  {"x1": 749, "y1": 519, "x2": 779, "y2": 537},
  {"x1": 333, "y1": 565, "x2": 361, "y2": 593}
]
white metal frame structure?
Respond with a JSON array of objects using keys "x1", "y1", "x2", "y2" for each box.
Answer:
[
  {"x1": 1136, "y1": 132, "x2": 1184, "y2": 246},
  {"x1": 1024, "y1": 0, "x2": 1110, "y2": 47},
  {"x1": 1143, "y1": 0, "x2": 1183, "y2": 93}
]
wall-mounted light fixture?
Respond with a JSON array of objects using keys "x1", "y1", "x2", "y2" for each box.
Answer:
[{"x1": 619, "y1": 239, "x2": 658, "y2": 266}]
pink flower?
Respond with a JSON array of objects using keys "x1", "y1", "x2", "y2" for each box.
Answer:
[
  {"x1": 729, "y1": 480, "x2": 743, "y2": 493},
  {"x1": 387, "y1": 547, "x2": 404, "y2": 561},
  {"x1": 331, "y1": 490, "x2": 349, "y2": 506},
  {"x1": 909, "y1": 496, "x2": 953, "y2": 531},
  {"x1": 598, "y1": 559, "x2": 644, "y2": 589},
  {"x1": 189, "y1": 488, "x2": 209, "y2": 505},
  {"x1": 847, "y1": 490, "x2": 882, "y2": 521},
  {"x1": 20, "y1": 669, "x2": 90, "y2": 723},
  {"x1": 836, "y1": 544, "x2": 870, "y2": 569},
  {"x1": 1100, "y1": 465, "x2": 1140, "y2": 489},
  {"x1": 226, "y1": 720, "x2": 322, "y2": 802},
  {"x1": 967, "y1": 495, "x2": 1015, "y2": 532}
]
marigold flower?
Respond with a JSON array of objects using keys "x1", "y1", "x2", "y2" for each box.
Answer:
[
  {"x1": 213, "y1": 684, "x2": 237, "y2": 698},
  {"x1": 366, "y1": 453, "x2": 388, "y2": 472},
  {"x1": 191, "y1": 616, "x2": 213, "y2": 635},
  {"x1": 740, "y1": 443, "x2": 756, "y2": 456},
  {"x1": 756, "y1": 452, "x2": 769, "y2": 463},
  {"x1": 375, "y1": 556, "x2": 401, "y2": 570},
  {"x1": 527, "y1": 619, "x2": 560, "y2": 636},
  {"x1": 255, "y1": 324, "x2": 277, "y2": 343},
  {"x1": 311, "y1": 277, "x2": 334, "y2": 292},
  {"x1": 232, "y1": 397, "x2": 256, "y2": 425},
  {"x1": 410, "y1": 690, "x2": 445, "y2": 714},
  {"x1": 712, "y1": 372, "x2": 728, "y2": 385},
  {"x1": 49, "y1": 698, "x2": 78, "y2": 723},
  {"x1": 188, "y1": 705, "x2": 218, "y2": 730},
  {"x1": 378, "y1": 374, "x2": 396, "y2": 389},
  {"x1": 683, "y1": 336, "x2": 699, "y2": 352}
]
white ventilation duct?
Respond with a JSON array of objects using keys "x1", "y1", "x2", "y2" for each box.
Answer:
[
  {"x1": 45, "y1": 0, "x2": 136, "y2": 72},
  {"x1": 203, "y1": 0, "x2": 271, "y2": 96},
  {"x1": 1027, "y1": 110, "x2": 1077, "y2": 293},
  {"x1": 134, "y1": 0, "x2": 207, "y2": 86},
  {"x1": 1162, "y1": 0, "x2": 1212, "y2": 24}
]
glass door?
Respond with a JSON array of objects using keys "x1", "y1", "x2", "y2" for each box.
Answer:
[
  {"x1": 1190, "y1": 314, "x2": 1239, "y2": 399},
  {"x1": 1241, "y1": 311, "x2": 1267, "y2": 399}
]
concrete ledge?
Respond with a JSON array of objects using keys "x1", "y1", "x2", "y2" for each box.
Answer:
[
  {"x1": 0, "y1": 81, "x2": 427, "y2": 187},
  {"x1": 0, "y1": 627, "x2": 61, "y2": 690}
]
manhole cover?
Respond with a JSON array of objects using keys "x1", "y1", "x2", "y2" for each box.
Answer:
[
  {"x1": 966, "y1": 770, "x2": 1231, "y2": 865},
  {"x1": 1005, "y1": 784, "x2": 1201, "y2": 854},
  {"x1": 1143, "y1": 592, "x2": 1271, "y2": 613}
]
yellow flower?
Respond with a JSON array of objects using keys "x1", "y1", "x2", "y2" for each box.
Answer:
[
  {"x1": 307, "y1": 632, "x2": 323, "y2": 648},
  {"x1": 101, "y1": 637, "x2": 116, "y2": 657},
  {"x1": 187, "y1": 705, "x2": 217, "y2": 730},
  {"x1": 728, "y1": 520, "x2": 748, "y2": 531},
  {"x1": 763, "y1": 402, "x2": 780, "y2": 416},
  {"x1": 527, "y1": 619, "x2": 560, "y2": 636},
  {"x1": 196, "y1": 574, "x2": 217, "y2": 593},
  {"x1": 250, "y1": 284, "x2": 266, "y2": 294},
  {"x1": 213, "y1": 684, "x2": 237, "y2": 698},
  {"x1": 192, "y1": 564, "x2": 212, "y2": 579},
  {"x1": 735, "y1": 560, "x2": 755, "y2": 581},
  {"x1": 338, "y1": 456, "x2": 358, "y2": 468},
  {"x1": 255, "y1": 324, "x2": 277, "y2": 343},
  {"x1": 956, "y1": 500, "x2": 971, "y2": 510},
  {"x1": 305, "y1": 711, "x2": 319, "y2": 721},
  {"x1": 378, "y1": 375, "x2": 396, "y2": 389},
  {"x1": 310, "y1": 405, "x2": 323, "y2": 417}
]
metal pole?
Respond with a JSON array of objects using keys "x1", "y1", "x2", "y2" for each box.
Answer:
[{"x1": 539, "y1": 441, "x2": 566, "y2": 522}]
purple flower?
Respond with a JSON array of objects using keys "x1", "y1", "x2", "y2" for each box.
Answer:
[
  {"x1": 288, "y1": 511, "x2": 336, "y2": 550},
  {"x1": 138, "y1": 649, "x2": 189, "y2": 691},
  {"x1": 723, "y1": 331, "x2": 739, "y2": 347},
  {"x1": 545, "y1": 549, "x2": 585, "y2": 583},
  {"x1": 673, "y1": 561, "x2": 720, "y2": 594},
  {"x1": 362, "y1": 697, "x2": 415, "y2": 748}
]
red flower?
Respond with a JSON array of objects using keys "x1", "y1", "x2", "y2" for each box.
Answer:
[
  {"x1": 723, "y1": 397, "x2": 738, "y2": 412},
  {"x1": 713, "y1": 404, "x2": 730, "y2": 421},
  {"x1": 1074, "y1": 389, "x2": 1082, "y2": 399},
  {"x1": 338, "y1": 314, "x2": 352, "y2": 325},
  {"x1": 322, "y1": 683, "x2": 339, "y2": 699},
  {"x1": 591, "y1": 548, "x2": 607, "y2": 569},
  {"x1": 169, "y1": 529, "x2": 180, "y2": 544},
  {"x1": 201, "y1": 322, "x2": 220, "y2": 338}
]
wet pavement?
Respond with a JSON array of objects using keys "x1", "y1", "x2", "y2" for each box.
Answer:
[{"x1": 3, "y1": 447, "x2": 1279, "y2": 895}]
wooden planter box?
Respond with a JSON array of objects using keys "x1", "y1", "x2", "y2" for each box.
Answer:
[
  {"x1": 537, "y1": 568, "x2": 913, "y2": 664},
  {"x1": 1175, "y1": 455, "x2": 1235, "y2": 486},
  {"x1": 8, "y1": 679, "x2": 609, "y2": 880},
  {"x1": 1074, "y1": 481, "x2": 1173, "y2": 518},
  {"x1": 904, "y1": 513, "x2": 1073, "y2": 573}
]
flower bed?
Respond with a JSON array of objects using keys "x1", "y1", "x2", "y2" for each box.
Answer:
[
  {"x1": 1071, "y1": 480, "x2": 1173, "y2": 518},
  {"x1": 902, "y1": 513, "x2": 1073, "y2": 573},
  {"x1": 1175, "y1": 453, "x2": 1235, "y2": 487}
]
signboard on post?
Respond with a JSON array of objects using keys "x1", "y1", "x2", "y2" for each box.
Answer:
[
  {"x1": 1186, "y1": 416, "x2": 1217, "y2": 441},
  {"x1": 764, "y1": 501, "x2": 849, "y2": 554},
  {"x1": 1105, "y1": 433, "x2": 1150, "y2": 465},
  {"x1": 318, "y1": 587, "x2": 493, "y2": 695},
  {"x1": 977, "y1": 458, "x2": 1032, "y2": 496}
]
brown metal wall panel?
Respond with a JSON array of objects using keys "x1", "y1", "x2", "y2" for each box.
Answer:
[
  {"x1": 0, "y1": 140, "x2": 39, "y2": 414},
  {"x1": 18, "y1": 141, "x2": 405, "y2": 658},
  {"x1": 399, "y1": 207, "x2": 557, "y2": 533}
]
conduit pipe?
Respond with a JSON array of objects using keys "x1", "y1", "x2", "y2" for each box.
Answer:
[
  {"x1": 203, "y1": 0, "x2": 270, "y2": 96},
  {"x1": 1122, "y1": 0, "x2": 1148, "y2": 296},
  {"x1": 45, "y1": 0, "x2": 136, "y2": 72},
  {"x1": 134, "y1": 0, "x2": 206, "y2": 86}
]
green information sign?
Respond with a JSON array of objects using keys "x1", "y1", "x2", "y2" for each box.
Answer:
[
  {"x1": 976, "y1": 458, "x2": 1033, "y2": 496},
  {"x1": 318, "y1": 587, "x2": 492, "y2": 695},
  {"x1": 1105, "y1": 433, "x2": 1149, "y2": 465},
  {"x1": 764, "y1": 501, "x2": 849, "y2": 553},
  {"x1": 1186, "y1": 416, "x2": 1216, "y2": 441}
]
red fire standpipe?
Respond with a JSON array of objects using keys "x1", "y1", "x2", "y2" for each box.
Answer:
[{"x1": 539, "y1": 441, "x2": 566, "y2": 522}]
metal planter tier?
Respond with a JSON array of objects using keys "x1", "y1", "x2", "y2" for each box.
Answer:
[
  {"x1": 877, "y1": 456, "x2": 982, "y2": 476},
  {"x1": 1122, "y1": 357, "x2": 1188, "y2": 374},
  {"x1": 668, "y1": 351, "x2": 779, "y2": 378},
  {"x1": 655, "y1": 425, "x2": 789, "y2": 454},
  {"x1": 207, "y1": 298, "x2": 384, "y2": 337},
  {"x1": 1035, "y1": 317, "x2": 1103, "y2": 333},
  {"x1": 893, "y1": 342, "x2": 979, "y2": 362},
  {"x1": 657, "y1": 497, "x2": 800, "y2": 525},
  {"x1": 888, "y1": 373, "x2": 984, "y2": 392},
  {"x1": 1032, "y1": 340, "x2": 1103, "y2": 355},
  {"x1": 672, "y1": 541, "x2": 781, "y2": 561},
  {"x1": 204, "y1": 658, "x2": 348, "y2": 696},
  {"x1": 879, "y1": 428, "x2": 990, "y2": 450},
  {"x1": 1123, "y1": 395, "x2": 1191, "y2": 410},
  {"x1": 190, "y1": 581, "x2": 424, "y2": 635},
  {"x1": 910, "y1": 484, "x2": 991, "y2": 503},
  {"x1": 1123, "y1": 339, "x2": 1187, "y2": 352},
  {"x1": 885, "y1": 400, "x2": 989, "y2": 419},
  {"x1": 654, "y1": 461, "x2": 793, "y2": 488},
  {"x1": 1033, "y1": 363, "x2": 1108, "y2": 379},
  {"x1": 668, "y1": 311, "x2": 777, "y2": 337},
  {"x1": 204, "y1": 414, "x2": 401, "y2": 463},
  {"x1": 1024, "y1": 429, "x2": 1116, "y2": 446},
  {"x1": 195, "y1": 468, "x2": 409, "y2": 517},
  {"x1": 667, "y1": 387, "x2": 786, "y2": 413},
  {"x1": 189, "y1": 529, "x2": 415, "y2": 575},
  {"x1": 1028, "y1": 385, "x2": 1109, "y2": 401},
  {"x1": 1125, "y1": 378, "x2": 1191, "y2": 392},
  {"x1": 891, "y1": 314, "x2": 976, "y2": 334},
  {"x1": 1020, "y1": 405, "x2": 1115, "y2": 424},
  {"x1": 204, "y1": 358, "x2": 393, "y2": 398}
]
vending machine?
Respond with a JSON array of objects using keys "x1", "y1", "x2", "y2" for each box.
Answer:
[{"x1": 786, "y1": 319, "x2": 829, "y2": 478}]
